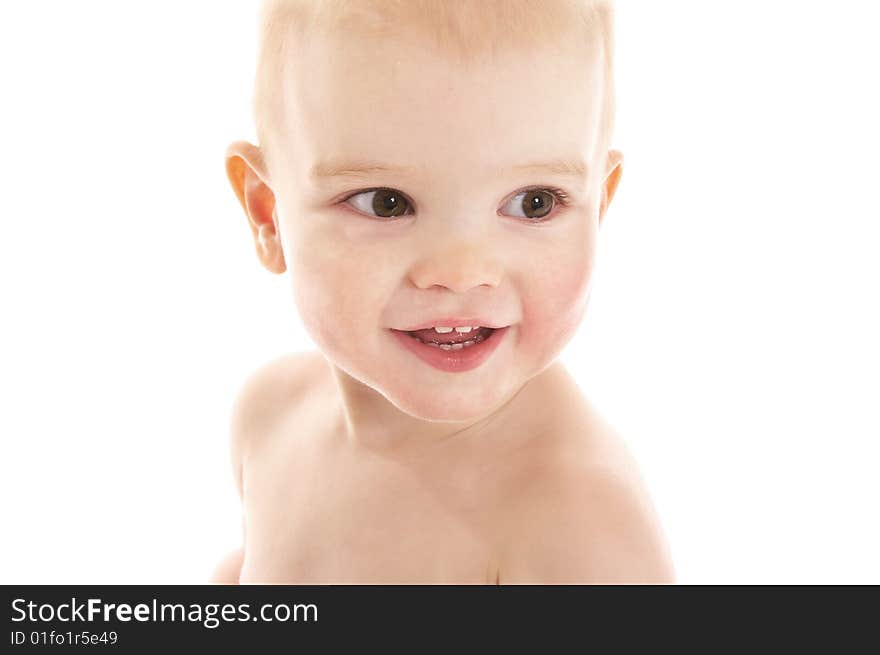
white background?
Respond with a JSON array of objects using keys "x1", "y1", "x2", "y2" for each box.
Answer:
[{"x1": 1, "y1": 1, "x2": 877, "y2": 584}]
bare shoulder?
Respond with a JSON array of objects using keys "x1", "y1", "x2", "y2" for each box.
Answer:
[
  {"x1": 227, "y1": 351, "x2": 324, "y2": 496},
  {"x1": 496, "y1": 375, "x2": 676, "y2": 584},
  {"x1": 230, "y1": 351, "x2": 322, "y2": 425}
]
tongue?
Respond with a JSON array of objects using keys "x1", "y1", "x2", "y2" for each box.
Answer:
[{"x1": 409, "y1": 327, "x2": 487, "y2": 344}]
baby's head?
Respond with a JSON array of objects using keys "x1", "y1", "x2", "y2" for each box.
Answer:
[{"x1": 226, "y1": 0, "x2": 622, "y2": 423}]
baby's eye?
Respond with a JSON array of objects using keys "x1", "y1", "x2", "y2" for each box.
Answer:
[
  {"x1": 501, "y1": 187, "x2": 570, "y2": 221},
  {"x1": 343, "y1": 188, "x2": 412, "y2": 219},
  {"x1": 341, "y1": 186, "x2": 570, "y2": 221}
]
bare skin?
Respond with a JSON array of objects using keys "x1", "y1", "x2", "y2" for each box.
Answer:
[
  {"x1": 211, "y1": 351, "x2": 675, "y2": 584},
  {"x1": 212, "y1": 10, "x2": 676, "y2": 583}
]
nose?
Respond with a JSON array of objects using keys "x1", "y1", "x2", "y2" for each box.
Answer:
[{"x1": 408, "y1": 237, "x2": 503, "y2": 294}]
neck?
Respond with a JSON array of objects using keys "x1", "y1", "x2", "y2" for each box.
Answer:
[{"x1": 324, "y1": 360, "x2": 528, "y2": 455}]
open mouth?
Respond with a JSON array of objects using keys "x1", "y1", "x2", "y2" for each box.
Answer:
[
  {"x1": 404, "y1": 326, "x2": 495, "y2": 350},
  {"x1": 390, "y1": 325, "x2": 510, "y2": 373}
]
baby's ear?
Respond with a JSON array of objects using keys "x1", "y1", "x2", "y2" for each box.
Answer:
[
  {"x1": 225, "y1": 141, "x2": 286, "y2": 274},
  {"x1": 599, "y1": 149, "x2": 623, "y2": 228}
]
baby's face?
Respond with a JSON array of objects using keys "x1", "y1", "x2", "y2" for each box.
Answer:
[{"x1": 246, "y1": 28, "x2": 621, "y2": 422}]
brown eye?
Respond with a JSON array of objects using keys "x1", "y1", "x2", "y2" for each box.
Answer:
[
  {"x1": 345, "y1": 188, "x2": 411, "y2": 218},
  {"x1": 512, "y1": 189, "x2": 555, "y2": 220},
  {"x1": 499, "y1": 187, "x2": 571, "y2": 221}
]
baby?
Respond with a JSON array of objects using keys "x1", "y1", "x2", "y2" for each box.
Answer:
[{"x1": 211, "y1": 0, "x2": 675, "y2": 584}]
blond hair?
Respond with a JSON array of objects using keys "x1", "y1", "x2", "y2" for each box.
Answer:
[{"x1": 253, "y1": 0, "x2": 615, "y2": 173}]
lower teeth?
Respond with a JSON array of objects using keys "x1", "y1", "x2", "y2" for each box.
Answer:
[
  {"x1": 407, "y1": 330, "x2": 488, "y2": 349},
  {"x1": 438, "y1": 341, "x2": 473, "y2": 350}
]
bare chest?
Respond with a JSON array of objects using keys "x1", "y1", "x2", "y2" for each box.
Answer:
[{"x1": 239, "y1": 432, "x2": 501, "y2": 584}]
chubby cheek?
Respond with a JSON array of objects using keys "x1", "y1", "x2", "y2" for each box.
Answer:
[
  {"x1": 287, "y1": 231, "x2": 391, "y2": 360},
  {"x1": 518, "y1": 228, "x2": 597, "y2": 365}
]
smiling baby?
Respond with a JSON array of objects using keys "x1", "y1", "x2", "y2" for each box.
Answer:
[{"x1": 211, "y1": 0, "x2": 675, "y2": 584}]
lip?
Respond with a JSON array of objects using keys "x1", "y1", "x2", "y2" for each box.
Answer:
[
  {"x1": 390, "y1": 326, "x2": 510, "y2": 373},
  {"x1": 398, "y1": 318, "x2": 508, "y2": 331}
]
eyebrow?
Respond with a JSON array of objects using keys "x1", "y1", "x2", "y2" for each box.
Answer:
[{"x1": 309, "y1": 157, "x2": 589, "y2": 181}]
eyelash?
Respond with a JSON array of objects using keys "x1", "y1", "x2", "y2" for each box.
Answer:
[{"x1": 339, "y1": 186, "x2": 572, "y2": 223}]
